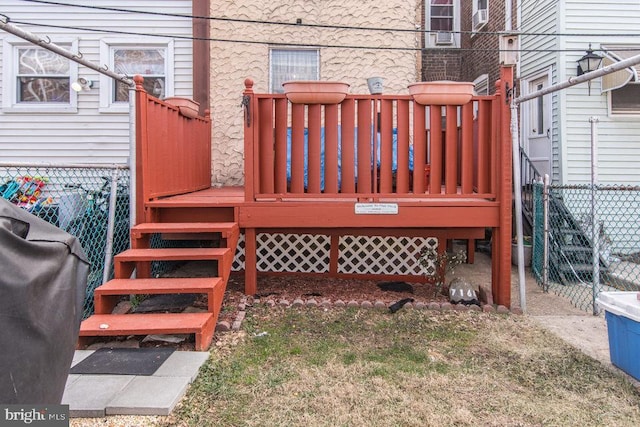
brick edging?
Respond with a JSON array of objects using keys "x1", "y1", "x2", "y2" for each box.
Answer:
[{"x1": 214, "y1": 284, "x2": 522, "y2": 332}]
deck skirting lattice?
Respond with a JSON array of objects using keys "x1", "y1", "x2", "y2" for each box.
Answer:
[
  {"x1": 232, "y1": 232, "x2": 438, "y2": 277},
  {"x1": 338, "y1": 235, "x2": 437, "y2": 276}
]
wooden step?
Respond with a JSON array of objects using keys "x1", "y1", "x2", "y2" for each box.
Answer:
[
  {"x1": 131, "y1": 222, "x2": 239, "y2": 239},
  {"x1": 114, "y1": 247, "x2": 233, "y2": 279},
  {"x1": 94, "y1": 277, "x2": 223, "y2": 314},
  {"x1": 116, "y1": 247, "x2": 231, "y2": 262},
  {"x1": 78, "y1": 313, "x2": 216, "y2": 351}
]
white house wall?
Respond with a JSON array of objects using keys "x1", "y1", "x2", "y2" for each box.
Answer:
[
  {"x1": 561, "y1": 0, "x2": 640, "y2": 186},
  {"x1": 519, "y1": 0, "x2": 561, "y2": 183},
  {"x1": 209, "y1": 1, "x2": 420, "y2": 186},
  {"x1": 0, "y1": 1, "x2": 193, "y2": 165}
]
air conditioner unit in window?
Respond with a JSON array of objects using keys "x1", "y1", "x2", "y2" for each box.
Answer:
[
  {"x1": 473, "y1": 9, "x2": 488, "y2": 30},
  {"x1": 435, "y1": 32, "x2": 454, "y2": 45}
]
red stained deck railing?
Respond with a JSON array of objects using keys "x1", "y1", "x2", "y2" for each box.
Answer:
[
  {"x1": 242, "y1": 80, "x2": 501, "y2": 202},
  {"x1": 134, "y1": 75, "x2": 211, "y2": 223}
]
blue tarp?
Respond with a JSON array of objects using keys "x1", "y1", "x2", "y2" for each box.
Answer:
[{"x1": 286, "y1": 127, "x2": 414, "y2": 189}]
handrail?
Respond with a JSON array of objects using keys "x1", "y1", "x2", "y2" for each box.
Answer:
[{"x1": 519, "y1": 146, "x2": 544, "y2": 224}]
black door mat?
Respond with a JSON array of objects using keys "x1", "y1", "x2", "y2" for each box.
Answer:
[{"x1": 70, "y1": 347, "x2": 175, "y2": 376}]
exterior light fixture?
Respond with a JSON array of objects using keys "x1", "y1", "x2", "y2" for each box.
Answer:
[
  {"x1": 577, "y1": 44, "x2": 603, "y2": 95},
  {"x1": 71, "y1": 77, "x2": 93, "y2": 92},
  {"x1": 367, "y1": 77, "x2": 384, "y2": 94}
]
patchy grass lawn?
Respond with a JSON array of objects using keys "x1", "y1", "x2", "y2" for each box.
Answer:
[{"x1": 162, "y1": 307, "x2": 640, "y2": 427}]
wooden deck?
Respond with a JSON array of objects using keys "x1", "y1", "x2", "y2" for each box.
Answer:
[{"x1": 132, "y1": 67, "x2": 515, "y2": 307}]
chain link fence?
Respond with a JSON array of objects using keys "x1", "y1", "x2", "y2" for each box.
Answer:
[
  {"x1": 532, "y1": 182, "x2": 640, "y2": 313},
  {"x1": 0, "y1": 163, "x2": 130, "y2": 318}
]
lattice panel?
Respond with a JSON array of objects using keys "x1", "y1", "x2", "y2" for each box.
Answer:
[
  {"x1": 232, "y1": 232, "x2": 245, "y2": 272},
  {"x1": 338, "y1": 235, "x2": 439, "y2": 276},
  {"x1": 256, "y1": 233, "x2": 331, "y2": 273}
]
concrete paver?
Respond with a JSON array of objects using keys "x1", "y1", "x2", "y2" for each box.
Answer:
[
  {"x1": 63, "y1": 350, "x2": 208, "y2": 417},
  {"x1": 154, "y1": 351, "x2": 210, "y2": 381},
  {"x1": 62, "y1": 375, "x2": 134, "y2": 418},
  {"x1": 106, "y1": 376, "x2": 191, "y2": 416}
]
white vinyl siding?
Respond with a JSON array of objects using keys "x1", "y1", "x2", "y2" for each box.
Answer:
[
  {"x1": 520, "y1": 0, "x2": 561, "y2": 183},
  {"x1": 0, "y1": 1, "x2": 193, "y2": 165},
  {"x1": 563, "y1": 0, "x2": 640, "y2": 185}
]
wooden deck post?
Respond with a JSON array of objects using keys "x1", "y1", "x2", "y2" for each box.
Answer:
[
  {"x1": 245, "y1": 228, "x2": 257, "y2": 295},
  {"x1": 492, "y1": 66, "x2": 514, "y2": 307}
]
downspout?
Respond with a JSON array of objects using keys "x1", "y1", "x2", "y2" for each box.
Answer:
[{"x1": 511, "y1": 100, "x2": 526, "y2": 311}]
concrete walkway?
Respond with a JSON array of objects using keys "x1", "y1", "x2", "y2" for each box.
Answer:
[{"x1": 62, "y1": 350, "x2": 209, "y2": 417}]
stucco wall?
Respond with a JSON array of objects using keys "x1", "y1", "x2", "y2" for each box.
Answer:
[{"x1": 210, "y1": 1, "x2": 420, "y2": 185}]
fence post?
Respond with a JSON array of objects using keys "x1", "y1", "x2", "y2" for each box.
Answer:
[
  {"x1": 589, "y1": 116, "x2": 600, "y2": 314},
  {"x1": 102, "y1": 168, "x2": 120, "y2": 285},
  {"x1": 543, "y1": 174, "x2": 550, "y2": 292}
]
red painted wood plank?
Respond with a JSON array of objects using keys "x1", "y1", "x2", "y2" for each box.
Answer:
[
  {"x1": 258, "y1": 98, "x2": 274, "y2": 194},
  {"x1": 324, "y1": 104, "x2": 339, "y2": 193},
  {"x1": 290, "y1": 104, "x2": 305, "y2": 193},
  {"x1": 413, "y1": 103, "x2": 427, "y2": 193},
  {"x1": 131, "y1": 222, "x2": 239, "y2": 237},
  {"x1": 379, "y1": 99, "x2": 394, "y2": 193},
  {"x1": 429, "y1": 106, "x2": 442, "y2": 194},
  {"x1": 445, "y1": 105, "x2": 458, "y2": 194},
  {"x1": 95, "y1": 277, "x2": 221, "y2": 294},
  {"x1": 94, "y1": 277, "x2": 222, "y2": 314},
  {"x1": 274, "y1": 98, "x2": 289, "y2": 193},
  {"x1": 357, "y1": 99, "x2": 372, "y2": 194},
  {"x1": 308, "y1": 104, "x2": 322, "y2": 193},
  {"x1": 461, "y1": 102, "x2": 474, "y2": 194},
  {"x1": 115, "y1": 247, "x2": 230, "y2": 262},
  {"x1": 79, "y1": 313, "x2": 216, "y2": 350},
  {"x1": 477, "y1": 99, "x2": 491, "y2": 193},
  {"x1": 396, "y1": 100, "x2": 410, "y2": 193},
  {"x1": 341, "y1": 99, "x2": 356, "y2": 193}
]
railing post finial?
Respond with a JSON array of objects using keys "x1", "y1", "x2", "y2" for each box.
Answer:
[
  {"x1": 133, "y1": 74, "x2": 144, "y2": 90},
  {"x1": 244, "y1": 78, "x2": 254, "y2": 93}
]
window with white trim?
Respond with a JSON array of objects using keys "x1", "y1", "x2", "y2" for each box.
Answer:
[
  {"x1": 426, "y1": 0, "x2": 460, "y2": 47},
  {"x1": 269, "y1": 49, "x2": 320, "y2": 93},
  {"x1": 2, "y1": 39, "x2": 78, "y2": 112},
  {"x1": 601, "y1": 46, "x2": 640, "y2": 114},
  {"x1": 100, "y1": 39, "x2": 173, "y2": 110},
  {"x1": 18, "y1": 47, "x2": 70, "y2": 102},
  {"x1": 611, "y1": 83, "x2": 640, "y2": 114}
]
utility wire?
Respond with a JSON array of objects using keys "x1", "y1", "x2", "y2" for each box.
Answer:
[
  {"x1": 4, "y1": 17, "x2": 636, "y2": 53},
  {"x1": 16, "y1": 0, "x2": 640, "y2": 38}
]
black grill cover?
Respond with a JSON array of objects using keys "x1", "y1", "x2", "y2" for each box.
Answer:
[{"x1": 0, "y1": 198, "x2": 89, "y2": 404}]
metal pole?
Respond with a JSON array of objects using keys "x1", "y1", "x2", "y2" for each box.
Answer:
[
  {"x1": 543, "y1": 174, "x2": 550, "y2": 292},
  {"x1": 102, "y1": 168, "x2": 120, "y2": 285},
  {"x1": 128, "y1": 86, "x2": 137, "y2": 230},
  {"x1": 511, "y1": 102, "x2": 526, "y2": 312},
  {"x1": 0, "y1": 17, "x2": 134, "y2": 87},
  {"x1": 590, "y1": 116, "x2": 600, "y2": 315},
  {"x1": 515, "y1": 52, "x2": 640, "y2": 105}
]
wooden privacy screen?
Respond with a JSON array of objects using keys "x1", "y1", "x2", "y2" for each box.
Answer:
[{"x1": 243, "y1": 83, "x2": 498, "y2": 202}]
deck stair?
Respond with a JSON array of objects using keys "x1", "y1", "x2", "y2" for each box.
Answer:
[{"x1": 78, "y1": 222, "x2": 239, "y2": 351}]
